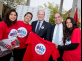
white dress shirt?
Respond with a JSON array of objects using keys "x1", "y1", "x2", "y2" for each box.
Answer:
[{"x1": 52, "y1": 23, "x2": 64, "y2": 46}]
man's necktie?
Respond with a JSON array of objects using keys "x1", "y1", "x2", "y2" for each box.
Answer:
[
  {"x1": 35, "y1": 22, "x2": 40, "y2": 34},
  {"x1": 54, "y1": 25, "x2": 59, "y2": 45}
]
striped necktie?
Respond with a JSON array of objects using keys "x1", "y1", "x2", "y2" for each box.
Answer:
[{"x1": 35, "y1": 22, "x2": 40, "y2": 34}]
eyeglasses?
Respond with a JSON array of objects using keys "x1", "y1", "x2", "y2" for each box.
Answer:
[{"x1": 54, "y1": 16, "x2": 61, "y2": 19}]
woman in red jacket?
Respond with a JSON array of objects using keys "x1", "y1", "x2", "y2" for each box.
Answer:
[
  {"x1": 13, "y1": 12, "x2": 33, "y2": 61},
  {"x1": 0, "y1": 9, "x2": 18, "y2": 61},
  {"x1": 55, "y1": 17, "x2": 81, "y2": 61}
]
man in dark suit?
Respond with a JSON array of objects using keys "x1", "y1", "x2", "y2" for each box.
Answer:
[
  {"x1": 49, "y1": 13, "x2": 64, "y2": 61},
  {"x1": 31, "y1": 10, "x2": 51, "y2": 40}
]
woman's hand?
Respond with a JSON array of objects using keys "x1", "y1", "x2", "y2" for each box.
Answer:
[
  {"x1": 5, "y1": 44, "x2": 13, "y2": 50},
  {"x1": 9, "y1": 46, "x2": 14, "y2": 50}
]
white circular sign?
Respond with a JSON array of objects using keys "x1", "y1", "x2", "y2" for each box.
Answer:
[
  {"x1": 8, "y1": 29, "x2": 18, "y2": 38},
  {"x1": 17, "y1": 27, "x2": 27, "y2": 38},
  {"x1": 35, "y1": 43, "x2": 46, "y2": 55}
]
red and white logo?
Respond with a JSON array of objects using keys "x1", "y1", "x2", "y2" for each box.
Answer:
[
  {"x1": 35, "y1": 43, "x2": 46, "y2": 55},
  {"x1": 8, "y1": 29, "x2": 18, "y2": 38},
  {"x1": 17, "y1": 27, "x2": 27, "y2": 38}
]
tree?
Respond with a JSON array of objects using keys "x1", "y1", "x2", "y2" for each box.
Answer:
[
  {"x1": 2, "y1": 0, "x2": 26, "y2": 19},
  {"x1": 38, "y1": 2, "x2": 68, "y2": 24},
  {"x1": 3, "y1": 0, "x2": 26, "y2": 9}
]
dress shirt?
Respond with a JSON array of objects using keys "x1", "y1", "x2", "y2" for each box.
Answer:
[{"x1": 52, "y1": 23, "x2": 64, "y2": 46}]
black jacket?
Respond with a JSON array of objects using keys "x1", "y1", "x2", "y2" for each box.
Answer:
[{"x1": 31, "y1": 20, "x2": 51, "y2": 40}]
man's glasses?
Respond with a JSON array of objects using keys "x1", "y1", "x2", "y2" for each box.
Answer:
[{"x1": 54, "y1": 16, "x2": 61, "y2": 19}]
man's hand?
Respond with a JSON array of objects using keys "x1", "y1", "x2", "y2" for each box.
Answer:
[{"x1": 55, "y1": 45, "x2": 58, "y2": 49}]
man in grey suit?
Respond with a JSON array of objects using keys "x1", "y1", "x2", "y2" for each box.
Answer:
[{"x1": 31, "y1": 10, "x2": 51, "y2": 40}]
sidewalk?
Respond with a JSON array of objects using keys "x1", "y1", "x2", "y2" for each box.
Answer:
[
  {"x1": 10, "y1": 53, "x2": 13, "y2": 61},
  {"x1": 10, "y1": 57, "x2": 13, "y2": 61}
]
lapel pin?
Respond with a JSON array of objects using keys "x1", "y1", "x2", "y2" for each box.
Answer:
[{"x1": 41, "y1": 25, "x2": 45, "y2": 29}]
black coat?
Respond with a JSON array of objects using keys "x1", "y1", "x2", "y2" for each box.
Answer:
[
  {"x1": 31, "y1": 20, "x2": 51, "y2": 40},
  {"x1": 48, "y1": 24, "x2": 64, "y2": 61},
  {"x1": 49, "y1": 24, "x2": 64, "y2": 42}
]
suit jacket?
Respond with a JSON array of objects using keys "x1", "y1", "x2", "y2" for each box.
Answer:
[
  {"x1": 50, "y1": 24, "x2": 56, "y2": 42},
  {"x1": 49, "y1": 24, "x2": 64, "y2": 61},
  {"x1": 49, "y1": 24, "x2": 64, "y2": 42},
  {"x1": 31, "y1": 20, "x2": 51, "y2": 40}
]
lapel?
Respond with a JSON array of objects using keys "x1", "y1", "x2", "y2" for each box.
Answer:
[
  {"x1": 51, "y1": 24, "x2": 56, "y2": 41},
  {"x1": 38, "y1": 21, "x2": 46, "y2": 35},
  {"x1": 33, "y1": 21, "x2": 38, "y2": 33}
]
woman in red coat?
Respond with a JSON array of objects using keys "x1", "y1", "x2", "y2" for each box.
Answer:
[{"x1": 55, "y1": 17, "x2": 81, "y2": 61}]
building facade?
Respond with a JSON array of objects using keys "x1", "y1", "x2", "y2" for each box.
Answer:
[{"x1": 0, "y1": 1, "x2": 3, "y2": 18}]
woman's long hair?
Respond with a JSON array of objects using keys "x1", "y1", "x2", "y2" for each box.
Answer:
[
  {"x1": 3, "y1": 9, "x2": 18, "y2": 27},
  {"x1": 63, "y1": 17, "x2": 79, "y2": 43}
]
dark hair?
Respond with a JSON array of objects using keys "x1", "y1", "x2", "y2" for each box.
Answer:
[
  {"x1": 63, "y1": 17, "x2": 79, "y2": 43},
  {"x1": 24, "y1": 12, "x2": 33, "y2": 20},
  {"x1": 54, "y1": 12, "x2": 62, "y2": 17},
  {"x1": 3, "y1": 9, "x2": 18, "y2": 27}
]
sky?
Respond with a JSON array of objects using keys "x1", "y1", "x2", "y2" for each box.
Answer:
[{"x1": 30, "y1": 0, "x2": 73, "y2": 11}]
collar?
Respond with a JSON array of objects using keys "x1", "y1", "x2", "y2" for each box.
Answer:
[
  {"x1": 37, "y1": 20, "x2": 44, "y2": 23},
  {"x1": 56, "y1": 23, "x2": 62, "y2": 26}
]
